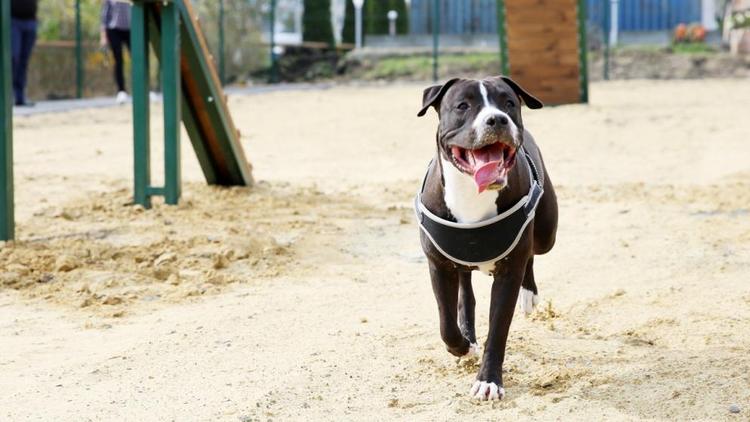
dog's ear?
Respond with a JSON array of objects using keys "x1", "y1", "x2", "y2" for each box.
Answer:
[
  {"x1": 417, "y1": 78, "x2": 460, "y2": 117},
  {"x1": 498, "y1": 76, "x2": 544, "y2": 110}
]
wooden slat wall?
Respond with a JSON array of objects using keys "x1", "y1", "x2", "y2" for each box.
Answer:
[{"x1": 505, "y1": 0, "x2": 582, "y2": 104}]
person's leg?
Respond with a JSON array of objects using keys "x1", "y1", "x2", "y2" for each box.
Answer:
[
  {"x1": 106, "y1": 29, "x2": 125, "y2": 93},
  {"x1": 10, "y1": 19, "x2": 23, "y2": 104},
  {"x1": 121, "y1": 29, "x2": 131, "y2": 52},
  {"x1": 16, "y1": 20, "x2": 38, "y2": 105}
]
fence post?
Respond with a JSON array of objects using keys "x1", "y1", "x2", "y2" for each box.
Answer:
[
  {"x1": 578, "y1": 0, "x2": 589, "y2": 103},
  {"x1": 1, "y1": 0, "x2": 14, "y2": 240},
  {"x1": 269, "y1": 0, "x2": 279, "y2": 83},
  {"x1": 432, "y1": 0, "x2": 439, "y2": 82},
  {"x1": 75, "y1": 0, "x2": 84, "y2": 98},
  {"x1": 603, "y1": 0, "x2": 610, "y2": 80},
  {"x1": 218, "y1": 0, "x2": 225, "y2": 85},
  {"x1": 496, "y1": 0, "x2": 509, "y2": 75}
]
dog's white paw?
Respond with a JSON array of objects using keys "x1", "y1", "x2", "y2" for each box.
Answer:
[
  {"x1": 518, "y1": 288, "x2": 540, "y2": 315},
  {"x1": 463, "y1": 342, "x2": 481, "y2": 359},
  {"x1": 468, "y1": 342, "x2": 481, "y2": 357},
  {"x1": 470, "y1": 380, "x2": 505, "y2": 401}
]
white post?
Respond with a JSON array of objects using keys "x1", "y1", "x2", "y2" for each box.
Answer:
[
  {"x1": 354, "y1": 0, "x2": 364, "y2": 48},
  {"x1": 701, "y1": 0, "x2": 718, "y2": 30},
  {"x1": 610, "y1": 0, "x2": 619, "y2": 46},
  {"x1": 388, "y1": 10, "x2": 398, "y2": 37}
]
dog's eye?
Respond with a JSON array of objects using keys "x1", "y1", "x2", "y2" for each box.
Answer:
[
  {"x1": 506, "y1": 100, "x2": 515, "y2": 108},
  {"x1": 456, "y1": 102, "x2": 470, "y2": 111}
]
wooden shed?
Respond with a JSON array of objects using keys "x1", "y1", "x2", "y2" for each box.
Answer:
[{"x1": 498, "y1": 0, "x2": 588, "y2": 104}]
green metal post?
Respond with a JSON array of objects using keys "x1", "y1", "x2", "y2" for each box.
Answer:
[
  {"x1": 496, "y1": 0, "x2": 509, "y2": 75},
  {"x1": 218, "y1": 0, "x2": 225, "y2": 85},
  {"x1": 131, "y1": 2, "x2": 151, "y2": 208},
  {"x1": 75, "y1": 0, "x2": 84, "y2": 98},
  {"x1": 431, "y1": 0, "x2": 439, "y2": 82},
  {"x1": 161, "y1": 2, "x2": 181, "y2": 205},
  {"x1": 577, "y1": 0, "x2": 589, "y2": 103},
  {"x1": 269, "y1": 0, "x2": 278, "y2": 83},
  {"x1": 1, "y1": 0, "x2": 14, "y2": 240},
  {"x1": 603, "y1": 0, "x2": 610, "y2": 80}
]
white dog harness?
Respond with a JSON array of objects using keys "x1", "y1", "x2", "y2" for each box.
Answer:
[{"x1": 414, "y1": 148, "x2": 544, "y2": 268}]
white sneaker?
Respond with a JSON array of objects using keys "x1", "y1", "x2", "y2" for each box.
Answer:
[{"x1": 116, "y1": 91, "x2": 130, "y2": 104}]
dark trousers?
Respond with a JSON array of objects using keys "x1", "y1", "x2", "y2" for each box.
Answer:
[
  {"x1": 106, "y1": 28, "x2": 131, "y2": 93},
  {"x1": 11, "y1": 18, "x2": 38, "y2": 105}
]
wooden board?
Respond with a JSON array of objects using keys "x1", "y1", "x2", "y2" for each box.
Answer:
[{"x1": 504, "y1": 0, "x2": 585, "y2": 105}]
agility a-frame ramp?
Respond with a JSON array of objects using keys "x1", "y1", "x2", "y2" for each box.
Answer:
[
  {"x1": 496, "y1": 0, "x2": 589, "y2": 104},
  {"x1": 0, "y1": 0, "x2": 253, "y2": 240},
  {"x1": 131, "y1": 0, "x2": 253, "y2": 208}
]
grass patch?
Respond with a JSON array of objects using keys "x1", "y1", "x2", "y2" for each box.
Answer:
[{"x1": 361, "y1": 53, "x2": 500, "y2": 80}]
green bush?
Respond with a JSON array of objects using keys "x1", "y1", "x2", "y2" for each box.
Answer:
[{"x1": 364, "y1": 0, "x2": 408, "y2": 35}]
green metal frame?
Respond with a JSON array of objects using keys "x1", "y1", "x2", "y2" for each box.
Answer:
[
  {"x1": 132, "y1": 1, "x2": 151, "y2": 207},
  {"x1": 131, "y1": 0, "x2": 252, "y2": 208},
  {"x1": 132, "y1": 0, "x2": 181, "y2": 207},
  {"x1": 496, "y1": 0, "x2": 509, "y2": 76},
  {"x1": 1, "y1": 0, "x2": 14, "y2": 240},
  {"x1": 161, "y1": 2, "x2": 182, "y2": 204},
  {"x1": 577, "y1": 0, "x2": 590, "y2": 103}
]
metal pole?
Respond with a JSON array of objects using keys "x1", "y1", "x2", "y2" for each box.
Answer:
[
  {"x1": 1, "y1": 0, "x2": 14, "y2": 240},
  {"x1": 131, "y1": 1, "x2": 151, "y2": 208},
  {"x1": 603, "y1": 0, "x2": 610, "y2": 80},
  {"x1": 355, "y1": 2, "x2": 363, "y2": 48},
  {"x1": 162, "y1": 1, "x2": 182, "y2": 205},
  {"x1": 577, "y1": 0, "x2": 589, "y2": 103},
  {"x1": 75, "y1": 0, "x2": 83, "y2": 98},
  {"x1": 218, "y1": 0, "x2": 225, "y2": 85},
  {"x1": 610, "y1": 0, "x2": 619, "y2": 46},
  {"x1": 496, "y1": 0, "x2": 509, "y2": 75},
  {"x1": 269, "y1": 0, "x2": 278, "y2": 83},
  {"x1": 432, "y1": 0, "x2": 439, "y2": 82}
]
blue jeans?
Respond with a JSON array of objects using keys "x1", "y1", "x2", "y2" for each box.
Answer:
[{"x1": 11, "y1": 18, "x2": 38, "y2": 105}]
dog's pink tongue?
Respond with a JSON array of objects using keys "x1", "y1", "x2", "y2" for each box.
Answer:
[
  {"x1": 469, "y1": 144, "x2": 504, "y2": 193},
  {"x1": 473, "y1": 161, "x2": 503, "y2": 193}
]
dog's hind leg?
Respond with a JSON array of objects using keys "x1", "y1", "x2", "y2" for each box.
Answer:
[
  {"x1": 458, "y1": 271, "x2": 480, "y2": 357},
  {"x1": 518, "y1": 257, "x2": 540, "y2": 315},
  {"x1": 429, "y1": 261, "x2": 471, "y2": 357}
]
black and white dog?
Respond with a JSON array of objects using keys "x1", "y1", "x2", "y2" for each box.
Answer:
[{"x1": 415, "y1": 76, "x2": 558, "y2": 400}]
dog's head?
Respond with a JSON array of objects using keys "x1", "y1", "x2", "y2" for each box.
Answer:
[{"x1": 417, "y1": 76, "x2": 543, "y2": 192}]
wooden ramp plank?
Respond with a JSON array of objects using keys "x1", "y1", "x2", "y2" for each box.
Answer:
[
  {"x1": 147, "y1": 0, "x2": 253, "y2": 187},
  {"x1": 504, "y1": 0, "x2": 585, "y2": 105}
]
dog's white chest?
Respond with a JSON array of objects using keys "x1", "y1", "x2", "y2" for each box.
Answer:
[{"x1": 440, "y1": 157, "x2": 499, "y2": 224}]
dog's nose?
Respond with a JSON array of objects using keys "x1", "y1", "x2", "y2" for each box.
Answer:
[{"x1": 485, "y1": 115, "x2": 508, "y2": 127}]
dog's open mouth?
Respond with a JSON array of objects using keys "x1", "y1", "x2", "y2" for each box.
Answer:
[{"x1": 450, "y1": 143, "x2": 517, "y2": 193}]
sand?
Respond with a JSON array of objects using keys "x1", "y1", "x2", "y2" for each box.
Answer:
[{"x1": 1, "y1": 79, "x2": 749, "y2": 421}]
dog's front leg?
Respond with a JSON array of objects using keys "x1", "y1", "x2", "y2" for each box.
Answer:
[
  {"x1": 470, "y1": 260, "x2": 526, "y2": 401},
  {"x1": 429, "y1": 260, "x2": 472, "y2": 357}
]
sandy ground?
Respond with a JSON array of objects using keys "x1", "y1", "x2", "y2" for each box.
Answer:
[{"x1": 1, "y1": 79, "x2": 750, "y2": 421}]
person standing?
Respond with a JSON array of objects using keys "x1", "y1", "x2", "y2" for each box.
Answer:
[
  {"x1": 10, "y1": 0, "x2": 39, "y2": 107},
  {"x1": 100, "y1": 0, "x2": 132, "y2": 104}
]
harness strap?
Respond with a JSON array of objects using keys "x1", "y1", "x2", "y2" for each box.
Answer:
[{"x1": 414, "y1": 147, "x2": 544, "y2": 268}]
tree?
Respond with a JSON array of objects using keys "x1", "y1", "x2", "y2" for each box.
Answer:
[
  {"x1": 342, "y1": 0, "x2": 355, "y2": 44},
  {"x1": 302, "y1": 0, "x2": 335, "y2": 47}
]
